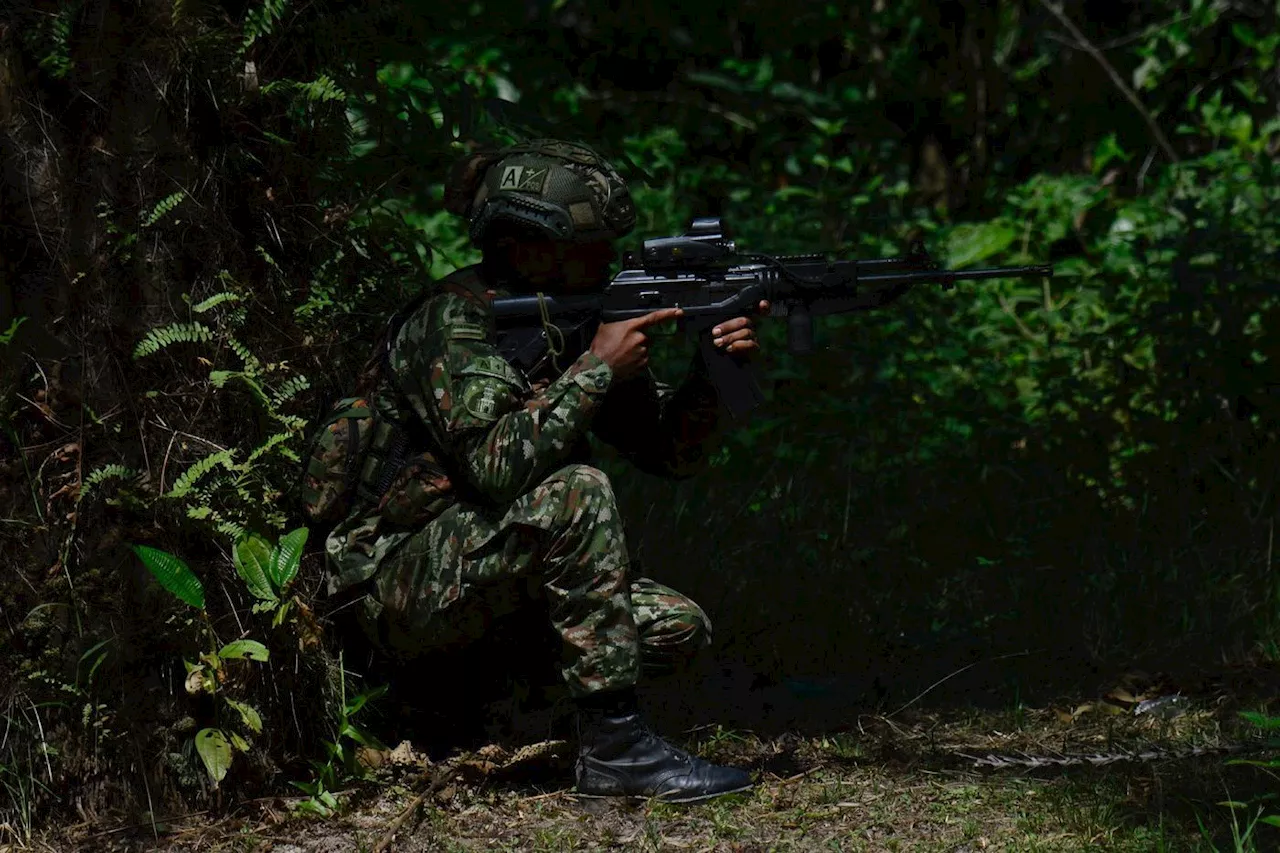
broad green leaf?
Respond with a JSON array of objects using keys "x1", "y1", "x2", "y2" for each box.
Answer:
[
  {"x1": 1240, "y1": 710, "x2": 1280, "y2": 730},
  {"x1": 1092, "y1": 134, "x2": 1130, "y2": 173},
  {"x1": 268, "y1": 527, "x2": 308, "y2": 592},
  {"x1": 234, "y1": 534, "x2": 277, "y2": 602},
  {"x1": 1260, "y1": 816, "x2": 1280, "y2": 828},
  {"x1": 218, "y1": 639, "x2": 269, "y2": 662},
  {"x1": 195, "y1": 728, "x2": 232, "y2": 787},
  {"x1": 224, "y1": 697, "x2": 263, "y2": 733},
  {"x1": 229, "y1": 732, "x2": 251, "y2": 752},
  {"x1": 131, "y1": 545, "x2": 205, "y2": 609},
  {"x1": 945, "y1": 221, "x2": 1019, "y2": 269}
]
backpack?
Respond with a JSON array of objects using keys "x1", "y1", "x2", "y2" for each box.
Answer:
[
  {"x1": 295, "y1": 298, "x2": 426, "y2": 531},
  {"x1": 296, "y1": 395, "x2": 412, "y2": 529}
]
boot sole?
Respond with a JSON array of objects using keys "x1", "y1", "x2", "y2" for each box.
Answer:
[{"x1": 574, "y1": 782, "x2": 754, "y2": 804}]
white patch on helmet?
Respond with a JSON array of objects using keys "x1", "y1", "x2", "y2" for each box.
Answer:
[{"x1": 499, "y1": 166, "x2": 524, "y2": 189}]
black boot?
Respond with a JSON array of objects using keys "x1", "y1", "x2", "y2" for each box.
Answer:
[{"x1": 574, "y1": 690, "x2": 753, "y2": 803}]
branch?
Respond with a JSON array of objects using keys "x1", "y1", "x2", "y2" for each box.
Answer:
[
  {"x1": 1038, "y1": 0, "x2": 1179, "y2": 165},
  {"x1": 371, "y1": 755, "x2": 469, "y2": 853}
]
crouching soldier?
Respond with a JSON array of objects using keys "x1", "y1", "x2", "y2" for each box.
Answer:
[{"x1": 312, "y1": 139, "x2": 765, "y2": 802}]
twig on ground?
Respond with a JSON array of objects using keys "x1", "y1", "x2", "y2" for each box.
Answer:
[
  {"x1": 888, "y1": 650, "x2": 1033, "y2": 719},
  {"x1": 517, "y1": 789, "x2": 571, "y2": 803},
  {"x1": 372, "y1": 755, "x2": 470, "y2": 853},
  {"x1": 776, "y1": 766, "x2": 823, "y2": 785},
  {"x1": 82, "y1": 811, "x2": 213, "y2": 840}
]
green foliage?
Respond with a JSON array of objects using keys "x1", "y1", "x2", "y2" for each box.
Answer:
[
  {"x1": 190, "y1": 291, "x2": 243, "y2": 314},
  {"x1": 242, "y1": 0, "x2": 290, "y2": 52},
  {"x1": 270, "y1": 528, "x2": 306, "y2": 592},
  {"x1": 292, "y1": 657, "x2": 386, "y2": 817},
  {"x1": 0, "y1": 316, "x2": 25, "y2": 346},
  {"x1": 233, "y1": 535, "x2": 275, "y2": 603},
  {"x1": 131, "y1": 545, "x2": 206, "y2": 610},
  {"x1": 129, "y1": 291, "x2": 312, "y2": 539},
  {"x1": 166, "y1": 450, "x2": 237, "y2": 500},
  {"x1": 21, "y1": 0, "x2": 80, "y2": 79},
  {"x1": 8, "y1": 0, "x2": 1280, "y2": 831},
  {"x1": 262, "y1": 75, "x2": 347, "y2": 103},
  {"x1": 194, "y1": 728, "x2": 232, "y2": 788},
  {"x1": 132, "y1": 323, "x2": 215, "y2": 359},
  {"x1": 141, "y1": 192, "x2": 186, "y2": 228},
  {"x1": 130, "y1": 533, "x2": 295, "y2": 788},
  {"x1": 79, "y1": 464, "x2": 140, "y2": 503},
  {"x1": 233, "y1": 528, "x2": 306, "y2": 622},
  {"x1": 217, "y1": 640, "x2": 270, "y2": 662}
]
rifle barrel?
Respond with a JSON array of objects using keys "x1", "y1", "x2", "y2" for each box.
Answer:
[{"x1": 856, "y1": 264, "x2": 1053, "y2": 286}]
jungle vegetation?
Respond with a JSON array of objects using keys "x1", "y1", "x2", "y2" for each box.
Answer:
[{"x1": 1, "y1": 0, "x2": 1279, "y2": 843}]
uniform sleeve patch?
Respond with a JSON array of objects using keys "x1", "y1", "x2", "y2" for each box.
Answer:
[
  {"x1": 445, "y1": 323, "x2": 488, "y2": 342},
  {"x1": 460, "y1": 379, "x2": 508, "y2": 422},
  {"x1": 452, "y1": 354, "x2": 529, "y2": 425}
]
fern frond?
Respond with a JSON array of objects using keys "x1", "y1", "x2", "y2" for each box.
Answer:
[
  {"x1": 271, "y1": 414, "x2": 306, "y2": 433},
  {"x1": 271, "y1": 375, "x2": 310, "y2": 405},
  {"x1": 242, "y1": 0, "x2": 289, "y2": 52},
  {"x1": 35, "y1": 6, "x2": 74, "y2": 80},
  {"x1": 142, "y1": 192, "x2": 187, "y2": 228},
  {"x1": 133, "y1": 322, "x2": 214, "y2": 359},
  {"x1": 225, "y1": 336, "x2": 263, "y2": 373},
  {"x1": 191, "y1": 292, "x2": 242, "y2": 313},
  {"x1": 255, "y1": 245, "x2": 281, "y2": 270},
  {"x1": 80, "y1": 464, "x2": 140, "y2": 502},
  {"x1": 210, "y1": 369, "x2": 271, "y2": 409},
  {"x1": 167, "y1": 449, "x2": 235, "y2": 498},
  {"x1": 244, "y1": 432, "x2": 296, "y2": 465},
  {"x1": 216, "y1": 520, "x2": 247, "y2": 541},
  {"x1": 261, "y1": 74, "x2": 347, "y2": 103}
]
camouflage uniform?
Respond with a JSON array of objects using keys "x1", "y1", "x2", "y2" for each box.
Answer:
[{"x1": 325, "y1": 149, "x2": 726, "y2": 694}]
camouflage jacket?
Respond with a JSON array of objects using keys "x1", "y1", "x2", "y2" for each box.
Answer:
[{"x1": 324, "y1": 265, "x2": 723, "y2": 595}]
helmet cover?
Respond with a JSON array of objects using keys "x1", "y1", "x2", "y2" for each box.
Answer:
[{"x1": 446, "y1": 139, "x2": 636, "y2": 246}]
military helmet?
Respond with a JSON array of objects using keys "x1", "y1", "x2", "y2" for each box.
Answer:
[{"x1": 444, "y1": 139, "x2": 636, "y2": 246}]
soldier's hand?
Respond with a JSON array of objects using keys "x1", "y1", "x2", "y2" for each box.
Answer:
[
  {"x1": 712, "y1": 300, "x2": 770, "y2": 357},
  {"x1": 590, "y1": 307, "x2": 684, "y2": 381}
]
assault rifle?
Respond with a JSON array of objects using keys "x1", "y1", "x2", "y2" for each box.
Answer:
[{"x1": 493, "y1": 217, "x2": 1052, "y2": 419}]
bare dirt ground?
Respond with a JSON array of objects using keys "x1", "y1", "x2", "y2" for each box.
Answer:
[{"x1": 28, "y1": 666, "x2": 1280, "y2": 853}]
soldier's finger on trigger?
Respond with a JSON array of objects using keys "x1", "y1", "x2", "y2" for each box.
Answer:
[{"x1": 635, "y1": 307, "x2": 682, "y2": 328}]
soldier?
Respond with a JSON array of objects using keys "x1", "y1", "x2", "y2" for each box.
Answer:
[{"x1": 323, "y1": 139, "x2": 764, "y2": 801}]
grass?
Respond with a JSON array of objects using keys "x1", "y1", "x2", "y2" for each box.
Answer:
[{"x1": 30, "y1": 675, "x2": 1279, "y2": 853}]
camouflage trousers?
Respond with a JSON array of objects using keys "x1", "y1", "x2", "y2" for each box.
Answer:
[{"x1": 369, "y1": 464, "x2": 711, "y2": 697}]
